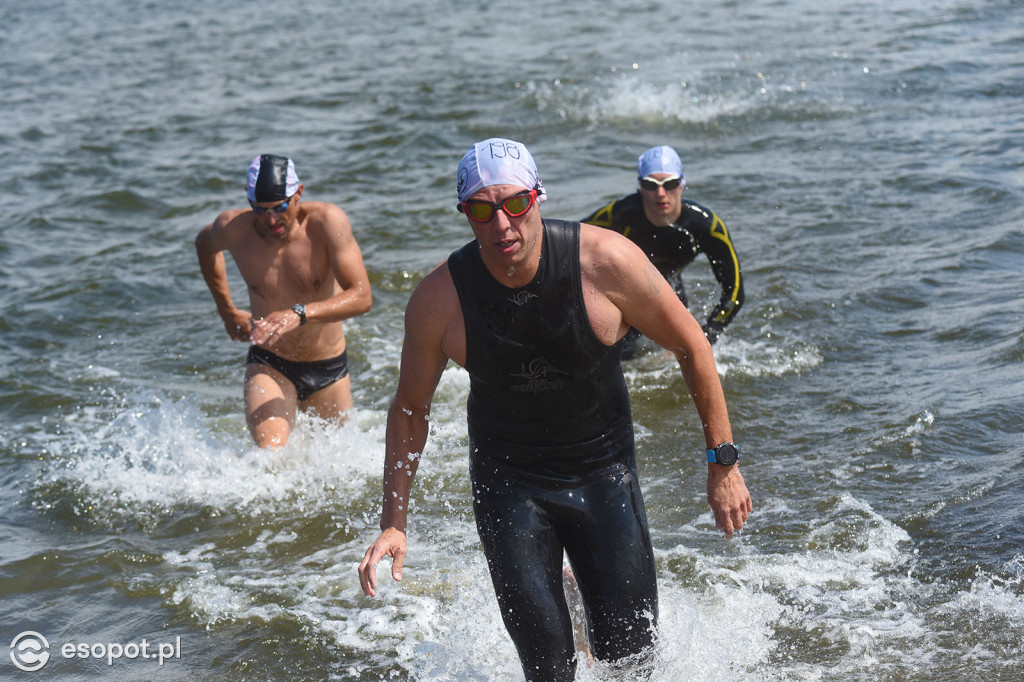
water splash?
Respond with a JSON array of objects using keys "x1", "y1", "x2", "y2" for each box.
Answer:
[{"x1": 31, "y1": 390, "x2": 388, "y2": 521}]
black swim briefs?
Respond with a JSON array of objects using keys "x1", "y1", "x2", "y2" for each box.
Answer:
[{"x1": 246, "y1": 346, "x2": 349, "y2": 402}]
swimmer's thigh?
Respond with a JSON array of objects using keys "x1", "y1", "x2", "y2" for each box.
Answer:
[
  {"x1": 472, "y1": 476, "x2": 577, "y2": 682},
  {"x1": 244, "y1": 363, "x2": 298, "y2": 448},
  {"x1": 301, "y1": 375, "x2": 353, "y2": 422},
  {"x1": 562, "y1": 467, "x2": 658, "y2": 661}
]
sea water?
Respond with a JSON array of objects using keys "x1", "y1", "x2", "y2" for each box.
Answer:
[{"x1": 2, "y1": 0, "x2": 1022, "y2": 679}]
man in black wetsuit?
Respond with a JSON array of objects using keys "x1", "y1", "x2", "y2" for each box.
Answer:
[
  {"x1": 583, "y1": 145, "x2": 744, "y2": 354},
  {"x1": 358, "y1": 138, "x2": 751, "y2": 681}
]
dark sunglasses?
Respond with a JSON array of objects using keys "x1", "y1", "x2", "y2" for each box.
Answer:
[
  {"x1": 458, "y1": 190, "x2": 538, "y2": 223},
  {"x1": 250, "y1": 195, "x2": 294, "y2": 215},
  {"x1": 639, "y1": 175, "x2": 682, "y2": 191}
]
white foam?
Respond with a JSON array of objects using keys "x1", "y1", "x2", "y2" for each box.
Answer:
[
  {"x1": 618, "y1": 334, "x2": 822, "y2": 385},
  {"x1": 674, "y1": 493, "x2": 945, "y2": 679},
  {"x1": 940, "y1": 562, "x2": 1024, "y2": 625},
  {"x1": 520, "y1": 59, "x2": 835, "y2": 134},
  {"x1": 526, "y1": 73, "x2": 769, "y2": 130},
  {"x1": 34, "y1": 390, "x2": 389, "y2": 519},
  {"x1": 713, "y1": 335, "x2": 823, "y2": 379}
]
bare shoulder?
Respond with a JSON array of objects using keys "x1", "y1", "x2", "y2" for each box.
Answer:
[
  {"x1": 407, "y1": 261, "x2": 458, "y2": 321},
  {"x1": 579, "y1": 221, "x2": 637, "y2": 258},
  {"x1": 304, "y1": 201, "x2": 352, "y2": 231},
  {"x1": 198, "y1": 208, "x2": 251, "y2": 249},
  {"x1": 212, "y1": 207, "x2": 250, "y2": 229},
  {"x1": 405, "y1": 260, "x2": 465, "y2": 362},
  {"x1": 578, "y1": 222, "x2": 660, "y2": 291},
  {"x1": 577, "y1": 220, "x2": 682, "y2": 350},
  {"x1": 303, "y1": 200, "x2": 348, "y2": 220}
]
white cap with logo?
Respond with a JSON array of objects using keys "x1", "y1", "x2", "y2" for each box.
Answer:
[{"x1": 457, "y1": 138, "x2": 547, "y2": 204}]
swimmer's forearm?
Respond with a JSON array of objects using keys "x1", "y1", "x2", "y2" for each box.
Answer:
[
  {"x1": 680, "y1": 341, "x2": 752, "y2": 536},
  {"x1": 379, "y1": 453, "x2": 414, "y2": 532},
  {"x1": 379, "y1": 456, "x2": 413, "y2": 532},
  {"x1": 300, "y1": 283, "x2": 372, "y2": 325},
  {"x1": 380, "y1": 402, "x2": 429, "y2": 532},
  {"x1": 675, "y1": 345, "x2": 732, "y2": 447},
  {"x1": 196, "y1": 248, "x2": 239, "y2": 316}
]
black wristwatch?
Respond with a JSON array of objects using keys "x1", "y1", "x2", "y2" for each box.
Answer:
[
  {"x1": 291, "y1": 303, "x2": 307, "y2": 326},
  {"x1": 706, "y1": 442, "x2": 739, "y2": 466}
]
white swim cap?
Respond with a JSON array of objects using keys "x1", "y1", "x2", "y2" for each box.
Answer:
[
  {"x1": 456, "y1": 138, "x2": 547, "y2": 203},
  {"x1": 637, "y1": 145, "x2": 685, "y2": 188},
  {"x1": 246, "y1": 154, "x2": 301, "y2": 203}
]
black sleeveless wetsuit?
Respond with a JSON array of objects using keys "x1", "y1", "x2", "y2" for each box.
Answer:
[
  {"x1": 584, "y1": 193, "x2": 744, "y2": 349},
  {"x1": 448, "y1": 219, "x2": 658, "y2": 682}
]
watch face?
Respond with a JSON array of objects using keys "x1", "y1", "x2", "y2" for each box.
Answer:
[{"x1": 715, "y1": 443, "x2": 738, "y2": 465}]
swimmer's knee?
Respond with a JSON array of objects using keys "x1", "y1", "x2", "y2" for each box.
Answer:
[
  {"x1": 517, "y1": 647, "x2": 577, "y2": 682},
  {"x1": 247, "y1": 401, "x2": 294, "y2": 448},
  {"x1": 250, "y1": 419, "x2": 291, "y2": 449},
  {"x1": 588, "y1": 607, "x2": 657, "y2": 664}
]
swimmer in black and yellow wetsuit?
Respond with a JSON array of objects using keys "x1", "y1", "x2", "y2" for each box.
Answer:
[
  {"x1": 583, "y1": 145, "x2": 744, "y2": 356},
  {"x1": 359, "y1": 138, "x2": 752, "y2": 682}
]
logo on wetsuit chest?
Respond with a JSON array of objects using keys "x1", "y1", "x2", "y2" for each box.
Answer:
[
  {"x1": 507, "y1": 291, "x2": 538, "y2": 306},
  {"x1": 510, "y1": 357, "x2": 567, "y2": 394}
]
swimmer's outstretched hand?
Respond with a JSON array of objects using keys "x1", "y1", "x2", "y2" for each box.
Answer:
[
  {"x1": 358, "y1": 527, "x2": 407, "y2": 597},
  {"x1": 707, "y1": 464, "x2": 752, "y2": 538}
]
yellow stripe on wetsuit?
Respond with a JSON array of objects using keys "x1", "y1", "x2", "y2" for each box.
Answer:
[
  {"x1": 587, "y1": 202, "x2": 618, "y2": 231},
  {"x1": 709, "y1": 213, "x2": 741, "y2": 324}
]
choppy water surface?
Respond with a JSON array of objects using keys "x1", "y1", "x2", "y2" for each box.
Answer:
[{"x1": 2, "y1": 0, "x2": 1023, "y2": 679}]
